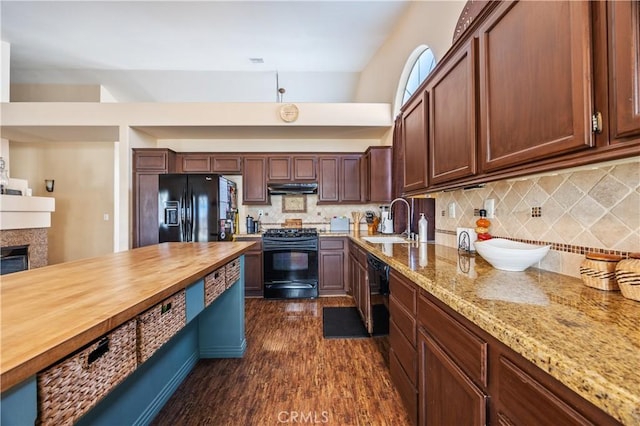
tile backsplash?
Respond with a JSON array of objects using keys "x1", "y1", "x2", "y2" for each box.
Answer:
[
  {"x1": 435, "y1": 158, "x2": 640, "y2": 278},
  {"x1": 244, "y1": 194, "x2": 381, "y2": 233}
]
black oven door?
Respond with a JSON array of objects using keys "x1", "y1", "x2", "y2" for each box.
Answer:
[{"x1": 263, "y1": 237, "x2": 318, "y2": 299}]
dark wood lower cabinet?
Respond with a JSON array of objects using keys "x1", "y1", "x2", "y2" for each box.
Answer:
[
  {"x1": 319, "y1": 238, "x2": 347, "y2": 295},
  {"x1": 418, "y1": 329, "x2": 487, "y2": 425},
  {"x1": 242, "y1": 239, "x2": 263, "y2": 297},
  {"x1": 385, "y1": 271, "x2": 622, "y2": 426}
]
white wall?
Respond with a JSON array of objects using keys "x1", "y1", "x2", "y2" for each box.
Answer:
[
  {"x1": 1, "y1": 41, "x2": 10, "y2": 102},
  {"x1": 356, "y1": 1, "x2": 465, "y2": 108},
  {"x1": 10, "y1": 141, "x2": 115, "y2": 264}
]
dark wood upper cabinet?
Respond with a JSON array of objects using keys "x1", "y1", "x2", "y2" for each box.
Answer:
[
  {"x1": 318, "y1": 156, "x2": 340, "y2": 202},
  {"x1": 267, "y1": 156, "x2": 291, "y2": 181},
  {"x1": 363, "y1": 146, "x2": 392, "y2": 203},
  {"x1": 319, "y1": 155, "x2": 363, "y2": 203},
  {"x1": 177, "y1": 154, "x2": 211, "y2": 173},
  {"x1": 401, "y1": 91, "x2": 429, "y2": 194},
  {"x1": 340, "y1": 155, "x2": 363, "y2": 203},
  {"x1": 268, "y1": 155, "x2": 316, "y2": 181},
  {"x1": 292, "y1": 156, "x2": 316, "y2": 180},
  {"x1": 243, "y1": 156, "x2": 269, "y2": 205},
  {"x1": 608, "y1": 0, "x2": 640, "y2": 143},
  {"x1": 428, "y1": 40, "x2": 477, "y2": 185},
  {"x1": 478, "y1": 0, "x2": 594, "y2": 172},
  {"x1": 211, "y1": 155, "x2": 242, "y2": 174},
  {"x1": 132, "y1": 148, "x2": 175, "y2": 248}
]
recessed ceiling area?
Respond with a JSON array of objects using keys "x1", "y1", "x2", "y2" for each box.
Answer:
[{"x1": 1, "y1": 1, "x2": 413, "y2": 103}]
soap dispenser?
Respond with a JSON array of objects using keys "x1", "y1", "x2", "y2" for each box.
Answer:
[{"x1": 418, "y1": 213, "x2": 428, "y2": 243}]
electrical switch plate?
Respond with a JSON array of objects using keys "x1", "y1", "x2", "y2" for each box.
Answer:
[
  {"x1": 103, "y1": 213, "x2": 109, "y2": 221},
  {"x1": 448, "y1": 202, "x2": 456, "y2": 218},
  {"x1": 484, "y1": 199, "x2": 495, "y2": 218}
]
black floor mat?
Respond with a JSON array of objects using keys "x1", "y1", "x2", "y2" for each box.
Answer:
[{"x1": 322, "y1": 304, "x2": 389, "y2": 339}]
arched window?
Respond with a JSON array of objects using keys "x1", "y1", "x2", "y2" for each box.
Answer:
[
  {"x1": 402, "y1": 47, "x2": 436, "y2": 104},
  {"x1": 394, "y1": 45, "x2": 437, "y2": 113}
]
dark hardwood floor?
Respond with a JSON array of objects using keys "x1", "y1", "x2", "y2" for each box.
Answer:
[{"x1": 151, "y1": 297, "x2": 411, "y2": 425}]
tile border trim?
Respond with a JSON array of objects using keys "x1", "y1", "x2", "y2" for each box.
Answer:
[{"x1": 435, "y1": 229, "x2": 633, "y2": 258}]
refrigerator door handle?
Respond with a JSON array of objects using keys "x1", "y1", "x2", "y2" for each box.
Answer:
[
  {"x1": 190, "y1": 191, "x2": 195, "y2": 241},
  {"x1": 181, "y1": 186, "x2": 187, "y2": 241}
]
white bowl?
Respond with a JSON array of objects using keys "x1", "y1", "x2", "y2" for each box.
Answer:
[{"x1": 474, "y1": 238, "x2": 550, "y2": 272}]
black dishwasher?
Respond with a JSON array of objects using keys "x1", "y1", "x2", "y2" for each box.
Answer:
[{"x1": 367, "y1": 254, "x2": 390, "y2": 335}]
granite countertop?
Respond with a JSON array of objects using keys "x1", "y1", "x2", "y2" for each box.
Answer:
[
  {"x1": 0, "y1": 242, "x2": 254, "y2": 393},
  {"x1": 350, "y1": 236, "x2": 639, "y2": 425}
]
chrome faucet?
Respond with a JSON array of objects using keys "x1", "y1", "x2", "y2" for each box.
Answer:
[{"x1": 389, "y1": 197, "x2": 412, "y2": 238}]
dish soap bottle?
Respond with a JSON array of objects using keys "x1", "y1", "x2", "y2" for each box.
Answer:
[
  {"x1": 475, "y1": 209, "x2": 492, "y2": 241},
  {"x1": 418, "y1": 213, "x2": 428, "y2": 243}
]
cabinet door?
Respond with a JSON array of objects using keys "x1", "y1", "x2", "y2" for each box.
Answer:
[
  {"x1": 428, "y1": 41, "x2": 477, "y2": 185},
  {"x1": 319, "y1": 238, "x2": 346, "y2": 295},
  {"x1": 478, "y1": 0, "x2": 593, "y2": 172},
  {"x1": 244, "y1": 244, "x2": 263, "y2": 297},
  {"x1": 135, "y1": 173, "x2": 159, "y2": 248},
  {"x1": 367, "y1": 147, "x2": 392, "y2": 203},
  {"x1": 608, "y1": 0, "x2": 640, "y2": 142},
  {"x1": 340, "y1": 155, "x2": 363, "y2": 203},
  {"x1": 319, "y1": 252, "x2": 345, "y2": 294},
  {"x1": 179, "y1": 154, "x2": 211, "y2": 173},
  {"x1": 318, "y1": 156, "x2": 340, "y2": 202},
  {"x1": 134, "y1": 150, "x2": 171, "y2": 171},
  {"x1": 419, "y1": 329, "x2": 488, "y2": 426},
  {"x1": 267, "y1": 156, "x2": 292, "y2": 181},
  {"x1": 212, "y1": 155, "x2": 242, "y2": 174},
  {"x1": 243, "y1": 157, "x2": 269, "y2": 204},
  {"x1": 496, "y1": 355, "x2": 591, "y2": 425},
  {"x1": 292, "y1": 156, "x2": 316, "y2": 180},
  {"x1": 402, "y1": 92, "x2": 429, "y2": 193}
]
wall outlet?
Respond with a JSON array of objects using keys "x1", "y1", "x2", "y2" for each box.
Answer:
[
  {"x1": 448, "y1": 202, "x2": 456, "y2": 218},
  {"x1": 103, "y1": 213, "x2": 109, "y2": 221},
  {"x1": 258, "y1": 209, "x2": 264, "y2": 216}
]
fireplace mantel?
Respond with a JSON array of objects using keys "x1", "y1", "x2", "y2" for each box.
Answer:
[{"x1": 0, "y1": 195, "x2": 55, "y2": 230}]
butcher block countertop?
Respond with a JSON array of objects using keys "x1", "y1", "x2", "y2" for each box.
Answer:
[
  {"x1": 0, "y1": 242, "x2": 254, "y2": 393},
  {"x1": 351, "y1": 236, "x2": 639, "y2": 425}
]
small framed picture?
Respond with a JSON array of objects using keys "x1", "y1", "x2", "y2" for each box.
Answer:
[{"x1": 282, "y1": 195, "x2": 307, "y2": 213}]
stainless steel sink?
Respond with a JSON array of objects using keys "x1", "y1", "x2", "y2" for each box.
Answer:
[{"x1": 361, "y1": 236, "x2": 409, "y2": 244}]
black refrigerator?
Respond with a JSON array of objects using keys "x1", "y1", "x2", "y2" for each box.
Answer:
[{"x1": 158, "y1": 174, "x2": 237, "y2": 242}]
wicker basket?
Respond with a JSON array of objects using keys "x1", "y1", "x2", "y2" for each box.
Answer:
[
  {"x1": 225, "y1": 257, "x2": 241, "y2": 288},
  {"x1": 579, "y1": 253, "x2": 623, "y2": 291},
  {"x1": 37, "y1": 320, "x2": 137, "y2": 426},
  {"x1": 205, "y1": 267, "x2": 226, "y2": 307},
  {"x1": 616, "y1": 253, "x2": 640, "y2": 302},
  {"x1": 136, "y1": 290, "x2": 186, "y2": 363}
]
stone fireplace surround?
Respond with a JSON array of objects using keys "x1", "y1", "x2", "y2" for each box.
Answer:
[{"x1": 0, "y1": 228, "x2": 48, "y2": 268}]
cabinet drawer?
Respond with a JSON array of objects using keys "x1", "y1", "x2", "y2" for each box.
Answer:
[
  {"x1": 320, "y1": 238, "x2": 345, "y2": 250},
  {"x1": 205, "y1": 267, "x2": 226, "y2": 307},
  {"x1": 136, "y1": 290, "x2": 186, "y2": 363},
  {"x1": 390, "y1": 294, "x2": 416, "y2": 346},
  {"x1": 390, "y1": 349, "x2": 418, "y2": 425},
  {"x1": 225, "y1": 257, "x2": 241, "y2": 288},
  {"x1": 389, "y1": 270, "x2": 416, "y2": 315},
  {"x1": 389, "y1": 320, "x2": 417, "y2": 385},
  {"x1": 418, "y1": 293, "x2": 487, "y2": 387},
  {"x1": 38, "y1": 320, "x2": 137, "y2": 425}
]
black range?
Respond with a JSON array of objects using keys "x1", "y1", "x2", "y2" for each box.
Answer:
[{"x1": 262, "y1": 228, "x2": 319, "y2": 299}]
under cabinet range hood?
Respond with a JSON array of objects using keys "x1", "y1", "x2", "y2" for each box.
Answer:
[{"x1": 267, "y1": 182, "x2": 318, "y2": 195}]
